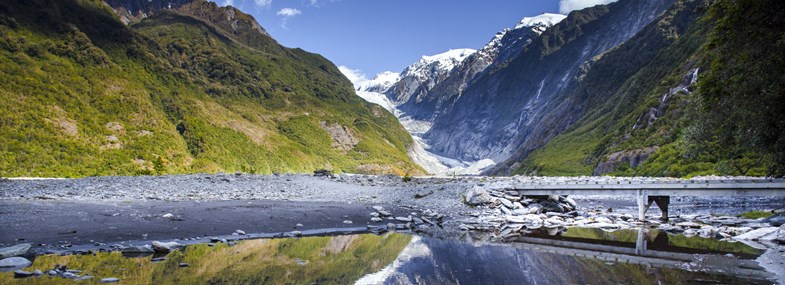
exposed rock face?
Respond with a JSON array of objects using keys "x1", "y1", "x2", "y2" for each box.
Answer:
[
  {"x1": 320, "y1": 121, "x2": 359, "y2": 152},
  {"x1": 424, "y1": 0, "x2": 675, "y2": 163},
  {"x1": 104, "y1": 0, "x2": 273, "y2": 49},
  {"x1": 594, "y1": 147, "x2": 659, "y2": 175},
  {"x1": 397, "y1": 15, "x2": 563, "y2": 122}
]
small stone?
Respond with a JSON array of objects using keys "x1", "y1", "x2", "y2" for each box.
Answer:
[
  {"x1": 179, "y1": 263, "x2": 190, "y2": 267},
  {"x1": 151, "y1": 257, "x2": 167, "y2": 262},
  {"x1": 14, "y1": 270, "x2": 33, "y2": 278},
  {"x1": 371, "y1": 217, "x2": 383, "y2": 222},
  {"x1": 33, "y1": 269, "x2": 43, "y2": 276},
  {"x1": 235, "y1": 230, "x2": 246, "y2": 236},
  {"x1": 386, "y1": 223, "x2": 397, "y2": 230},
  {"x1": 499, "y1": 198, "x2": 514, "y2": 209},
  {"x1": 62, "y1": 272, "x2": 78, "y2": 279},
  {"x1": 413, "y1": 217, "x2": 424, "y2": 224},
  {"x1": 343, "y1": 220, "x2": 353, "y2": 224},
  {"x1": 372, "y1": 206, "x2": 385, "y2": 212},
  {"x1": 207, "y1": 243, "x2": 216, "y2": 247},
  {"x1": 395, "y1": 217, "x2": 412, "y2": 223},
  {"x1": 378, "y1": 210, "x2": 392, "y2": 217},
  {"x1": 415, "y1": 190, "x2": 433, "y2": 199},
  {"x1": 296, "y1": 223, "x2": 304, "y2": 227},
  {"x1": 162, "y1": 213, "x2": 174, "y2": 219},
  {"x1": 369, "y1": 212, "x2": 380, "y2": 217},
  {"x1": 101, "y1": 277, "x2": 120, "y2": 283}
]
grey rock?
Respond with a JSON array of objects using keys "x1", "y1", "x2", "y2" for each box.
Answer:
[
  {"x1": 499, "y1": 198, "x2": 514, "y2": 209},
  {"x1": 414, "y1": 189, "x2": 433, "y2": 199},
  {"x1": 562, "y1": 197, "x2": 578, "y2": 209},
  {"x1": 235, "y1": 230, "x2": 246, "y2": 235},
  {"x1": 151, "y1": 241, "x2": 182, "y2": 253},
  {"x1": 122, "y1": 245, "x2": 154, "y2": 253},
  {"x1": 0, "y1": 257, "x2": 32, "y2": 269},
  {"x1": 151, "y1": 257, "x2": 167, "y2": 262},
  {"x1": 372, "y1": 206, "x2": 385, "y2": 212},
  {"x1": 734, "y1": 227, "x2": 779, "y2": 241},
  {"x1": 179, "y1": 263, "x2": 190, "y2": 267},
  {"x1": 540, "y1": 200, "x2": 565, "y2": 213},
  {"x1": 343, "y1": 220, "x2": 353, "y2": 224},
  {"x1": 465, "y1": 186, "x2": 492, "y2": 206},
  {"x1": 378, "y1": 210, "x2": 392, "y2": 217},
  {"x1": 370, "y1": 217, "x2": 383, "y2": 222},
  {"x1": 548, "y1": 195, "x2": 560, "y2": 202},
  {"x1": 14, "y1": 269, "x2": 33, "y2": 278},
  {"x1": 62, "y1": 272, "x2": 78, "y2": 279},
  {"x1": 101, "y1": 277, "x2": 120, "y2": 283},
  {"x1": 395, "y1": 216, "x2": 412, "y2": 223},
  {"x1": 764, "y1": 212, "x2": 785, "y2": 227},
  {"x1": 33, "y1": 269, "x2": 43, "y2": 276},
  {"x1": 0, "y1": 243, "x2": 33, "y2": 259}
]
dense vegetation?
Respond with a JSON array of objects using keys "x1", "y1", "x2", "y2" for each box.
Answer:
[
  {"x1": 0, "y1": 0, "x2": 422, "y2": 177},
  {"x1": 508, "y1": 0, "x2": 785, "y2": 177}
]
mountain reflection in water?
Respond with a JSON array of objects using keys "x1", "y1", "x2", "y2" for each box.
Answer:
[{"x1": 0, "y1": 229, "x2": 777, "y2": 285}]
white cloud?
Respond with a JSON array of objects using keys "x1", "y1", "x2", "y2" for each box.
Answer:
[
  {"x1": 559, "y1": 0, "x2": 618, "y2": 14},
  {"x1": 254, "y1": 0, "x2": 272, "y2": 8},
  {"x1": 222, "y1": 0, "x2": 234, "y2": 7},
  {"x1": 307, "y1": 0, "x2": 339, "y2": 7},
  {"x1": 276, "y1": 8, "x2": 302, "y2": 17},
  {"x1": 276, "y1": 8, "x2": 302, "y2": 29},
  {"x1": 338, "y1": 66, "x2": 368, "y2": 87}
]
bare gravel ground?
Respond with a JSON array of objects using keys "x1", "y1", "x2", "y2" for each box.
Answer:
[{"x1": 1, "y1": 173, "x2": 783, "y2": 249}]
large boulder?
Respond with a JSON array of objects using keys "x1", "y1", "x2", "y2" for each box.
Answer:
[
  {"x1": 764, "y1": 212, "x2": 785, "y2": 226},
  {"x1": 0, "y1": 244, "x2": 33, "y2": 259},
  {"x1": 0, "y1": 257, "x2": 32, "y2": 270},
  {"x1": 151, "y1": 241, "x2": 183, "y2": 253},
  {"x1": 540, "y1": 200, "x2": 565, "y2": 213},
  {"x1": 734, "y1": 227, "x2": 780, "y2": 241},
  {"x1": 465, "y1": 186, "x2": 493, "y2": 206}
]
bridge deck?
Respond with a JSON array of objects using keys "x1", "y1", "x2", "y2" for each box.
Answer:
[
  {"x1": 502, "y1": 179, "x2": 785, "y2": 220},
  {"x1": 508, "y1": 180, "x2": 785, "y2": 196}
]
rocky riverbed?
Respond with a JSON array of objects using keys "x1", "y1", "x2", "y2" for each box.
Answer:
[{"x1": 1, "y1": 174, "x2": 785, "y2": 282}]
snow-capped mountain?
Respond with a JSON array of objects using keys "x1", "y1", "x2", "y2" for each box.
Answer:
[
  {"x1": 356, "y1": 71, "x2": 400, "y2": 93},
  {"x1": 426, "y1": 0, "x2": 677, "y2": 165},
  {"x1": 395, "y1": 13, "x2": 566, "y2": 122},
  {"x1": 515, "y1": 13, "x2": 568, "y2": 30},
  {"x1": 383, "y1": 49, "x2": 476, "y2": 105},
  {"x1": 348, "y1": 13, "x2": 567, "y2": 175}
]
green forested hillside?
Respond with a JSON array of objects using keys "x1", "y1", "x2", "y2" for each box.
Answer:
[
  {"x1": 0, "y1": 0, "x2": 423, "y2": 177},
  {"x1": 510, "y1": 0, "x2": 785, "y2": 177}
]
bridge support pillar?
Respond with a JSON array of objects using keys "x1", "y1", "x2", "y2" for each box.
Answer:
[
  {"x1": 637, "y1": 190, "x2": 670, "y2": 222},
  {"x1": 637, "y1": 189, "x2": 648, "y2": 221}
]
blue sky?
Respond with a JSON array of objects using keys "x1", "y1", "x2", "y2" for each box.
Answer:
[{"x1": 219, "y1": 0, "x2": 616, "y2": 78}]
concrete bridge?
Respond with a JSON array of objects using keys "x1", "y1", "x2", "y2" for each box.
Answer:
[
  {"x1": 507, "y1": 228, "x2": 773, "y2": 281},
  {"x1": 504, "y1": 179, "x2": 785, "y2": 220}
]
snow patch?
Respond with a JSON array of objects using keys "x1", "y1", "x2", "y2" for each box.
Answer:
[{"x1": 514, "y1": 13, "x2": 567, "y2": 30}]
